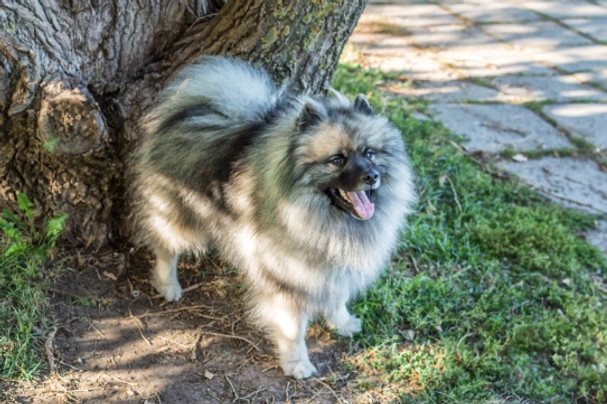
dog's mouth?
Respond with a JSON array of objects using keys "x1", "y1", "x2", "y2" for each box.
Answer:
[{"x1": 325, "y1": 187, "x2": 375, "y2": 220}]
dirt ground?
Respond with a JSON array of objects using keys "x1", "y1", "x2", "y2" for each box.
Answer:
[{"x1": 2, "y1": 248, "x2": 369, "y2": 403}]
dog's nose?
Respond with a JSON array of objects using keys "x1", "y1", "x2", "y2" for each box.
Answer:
[{"x1": 362, "y1": 169, "x2": 379, "y2": 185}]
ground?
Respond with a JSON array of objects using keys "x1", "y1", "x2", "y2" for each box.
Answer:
[{"x1": 3, "y1": 249, "x2": 358, "y2": 403}]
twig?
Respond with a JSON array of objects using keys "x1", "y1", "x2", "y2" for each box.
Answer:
[
  {"x1": 129, "y1": 308, "x2": 152, "y2": 346},
  {"x1": 112, "y1": 376, "x2": 138, "y2": 386},
  {"x1": 225, "y1": 375, "x2": 239, "y2": 400},
  {"x1": 204, "y1": 332, "x2": 262, "y2": 352},
  {"x1": 445, "y1": 175, "x2": 463, "y2": 214},
  {"x1": 208, "y1": 389, "x2": 223, "y2": 404},
  {"x1": 409, "y1": 256, "x2": 420, "y2": 274},
  {"x1": 312, "y1": 377, "x2": 344, "y2": 404},
  {"x1": 191, "y1": 334, "x2": 202, "y2": 362},
  {"x1": 137, "y1": 305, "x2": 205, "y2": 318},
  {"x1": 86, "y1": 319, "x2": 107, "y2": 339},
  {"x1": 456, "y1": 332, "x2": 476, "y2": 359},
  {"x1": 152, "y1": 282, "x2": 205, "y2": 299},
  {"x1": 45, "y1": 327, "x2": 58, "y2": 373}
]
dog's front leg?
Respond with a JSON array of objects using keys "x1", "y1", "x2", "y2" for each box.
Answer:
[{"x1": 254, "y1": 293, "x2": 316, "y2": 379}]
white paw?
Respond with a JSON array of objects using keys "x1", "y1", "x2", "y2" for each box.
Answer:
[
  {"x1": 280, "y1": 358, "x2": 317, "y2": 379},
  {"x1": 151, "y1": 280, "x2": 183, "y2": 302},
  {"x1": 333, "y1": 315, "x2": 362, "y2": 337}
]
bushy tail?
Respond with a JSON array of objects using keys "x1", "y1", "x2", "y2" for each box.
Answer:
[{"x1": 144, "y1": 56, "x2": 284, "y2": 133}]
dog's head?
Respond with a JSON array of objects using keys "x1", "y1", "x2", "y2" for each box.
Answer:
[{"x1": 289, "y1": 93, "x2": 406, "y2": 221}]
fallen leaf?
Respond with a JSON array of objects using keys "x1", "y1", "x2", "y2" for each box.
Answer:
[
  {"x1": 512, "y1": 154, "x2": 528, "y2": 162},
  {"x1": 103, "y1": 271, "x2": 117, "y2": 281}
]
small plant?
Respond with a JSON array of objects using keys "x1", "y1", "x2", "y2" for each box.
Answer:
[{"x1": 0, "y1": 193, "x2": 67, "y2": 380}]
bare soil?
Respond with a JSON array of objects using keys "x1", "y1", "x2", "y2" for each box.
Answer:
[{"x1": 3, "y1": 248, "x2": 365, "y2": 403}]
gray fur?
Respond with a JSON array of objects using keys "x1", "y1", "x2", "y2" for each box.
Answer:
[{"x1": 131, "y1": 56, "x2": 416, "y2": 379}]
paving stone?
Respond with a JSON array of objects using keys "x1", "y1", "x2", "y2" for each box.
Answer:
[
  {"x1": 524, "y1": 1, "x2": 607, "y2": 18},
  {"x1": 564, "y1": 18, "x2": 607, "y2": 43},
  {"x1": 571, "y1": 69, "x2": 607, "y2": 90},
  {"x1": 436, "y1": 47, "x2": 557, "y2": 77},
  {"x1": 530, "y1": 45, "x2": 607, "y2": 73},
  {"x1": 348, "y1": 32, "x2": 410, "y2": 54},
  {"x1": 543, "y1": 104, "x2": 607, "y2": 149},
  {"x1": 390, "y1": 80, "x2": 500, "y2": 102},
  {"x1": 482, "y1": 21, "x2": 593, "y2": 48},
  {"x1": 405, "y1": 24, "x2": 501, "y2": 50},
  {"x1": 364, "y1": 3, "x2": 461, "y2": 27},
  {"x1": 497, "y1": 157, "x2": 607, "y2": 214},
  {"x1": 442, "y1": 0, "x2": 542, "y2": 22},
  {"x1": 433, "y1": 104, "x2": 572, "y2": 152},
  {"x1": 588, "y1": 220, "x2": 607, "y2": 256},
  {"x1": 491, "y1": 75, "x2": 607, "y2": 102}
]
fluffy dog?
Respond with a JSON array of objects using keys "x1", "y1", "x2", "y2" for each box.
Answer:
[{"x1": 132, "y1": 57, "x2": 415, "y2": 378}]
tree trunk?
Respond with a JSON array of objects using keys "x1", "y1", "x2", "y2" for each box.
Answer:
[{"x1": 0, "y1": 0, "x2": 367, "y2": 247}]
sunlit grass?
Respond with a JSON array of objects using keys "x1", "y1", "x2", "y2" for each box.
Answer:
[{"x1": 335, "y1": 64, "x2": 607, "y2": 403}]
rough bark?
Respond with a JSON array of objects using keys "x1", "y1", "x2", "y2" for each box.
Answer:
[{"x1": 0, "y1": 0, "x2": 367, "y2": 247}]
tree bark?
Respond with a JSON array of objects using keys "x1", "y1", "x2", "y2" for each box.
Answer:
[{"x1": 0, "y1": 0, "x2": 367, "y2": 247}]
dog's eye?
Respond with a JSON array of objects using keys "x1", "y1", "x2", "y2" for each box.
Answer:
[
  {"x1": 364, "y1": 149, "x2": 375, "y2": 159},
  {"x1": 327, "y1": 155, "x2": 345, "y2": 166}
]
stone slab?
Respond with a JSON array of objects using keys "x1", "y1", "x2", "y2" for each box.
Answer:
[
  {"x1": 390, "y1": 80, "x2": 500, "y2": 102},
  {"x1": 588, "y1": 220, "x2": 607, "y2": 256},
  {"x1": 436, "y1": 47, "x2": 557, "y2": 77},
  {"x1": 564, "y1": 18, "x2": 607, "y2": 43},
  {"x1": 543, "y1": 104, "x2": 607, "y2": 149},
  {"x1": 530, "y1": 45, "x2": 607, "y2": 73},
  {"x1": 497, "y1": 157, "x2": 607, "y2": 214},
  {"x1": 443, "y1": 0, "x2": 542, "y2": 22},
  {"x1": 363, "y1": 4, "x2": 461, "y2": 27},
  {"x1": 524, "y1": 1, "x2": 607, "y2": 18},
  {"x1": 433, "y1": 104, "x2": 572, "y2": 152},
  {"x1": 405, "y1": 24, "x2": 500, "y2": 51},
  {"x1": 571, "y1": 69, "x2": 607, "y2": 90},
  {"x1": 491, "y1": 75, "x2": 607, "y2": 102},
  {"x1": 482, "y1": 21, "x2": 593, "y2": 48}
]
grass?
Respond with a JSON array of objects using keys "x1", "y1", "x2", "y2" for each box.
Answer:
[
  {"x1": 334, "y1": 64, "x2": 607, "y2": 403},
  {"x1": 0, "y1": 194, "x2": 66, "y2": 381}
]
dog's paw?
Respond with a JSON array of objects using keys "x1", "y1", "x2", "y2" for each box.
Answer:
[
  {"x1": 334, "y1": 315, "x2": 362, "y2": 337},
  {"x1": 281, "y1": 358, "x2": 317, "y2": 379},
  {"x1": 151, "y1": 280, "x2": 183, "y2": 302}
]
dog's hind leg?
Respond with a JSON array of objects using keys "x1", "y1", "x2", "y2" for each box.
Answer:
[
  {"x1": 326, "y1": 302, "x2": 362, "y2": 337},
  {"x1": 150, "y1": 246, "x2": 182, "y2": 302}
]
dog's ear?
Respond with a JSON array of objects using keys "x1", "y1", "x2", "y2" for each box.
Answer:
[
  {"x1": 354, "y1": 94, "x2": 374, "y2": 116},
  {"x1": 297, "y1": 102, "x2": 324, "y2": 132}
]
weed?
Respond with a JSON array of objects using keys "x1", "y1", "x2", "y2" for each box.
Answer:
[{"x1": 0, "y1": 193, "x2": 67, "y2": 380}]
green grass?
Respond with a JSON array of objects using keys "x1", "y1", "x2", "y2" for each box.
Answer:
[
  {"x1": 0, "y1": 194, "x2": 66, "y2": 381},
  {"x1": 334, "y1": 64, "x2": 607, "y2": 403}
]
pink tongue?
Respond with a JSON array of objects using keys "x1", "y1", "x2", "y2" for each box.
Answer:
[{"x1": 346, "y1": 191, "x2": 375, "y2": 220}]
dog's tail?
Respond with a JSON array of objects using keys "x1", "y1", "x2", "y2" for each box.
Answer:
[{"x1": 143, "y1": 56, "x2": 284, "y2": 134}]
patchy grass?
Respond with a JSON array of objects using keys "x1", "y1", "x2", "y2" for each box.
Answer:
[
  {"x1": 0, "y1": 194, "x2": 67, "y2": 381},
  {"x1": 335, "y1": 64, "x2": 607, "y2": 403}
]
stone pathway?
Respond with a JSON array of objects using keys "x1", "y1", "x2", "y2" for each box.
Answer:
[{"x1": 348, "y1": 0, "x2": 607, "y2": 254}]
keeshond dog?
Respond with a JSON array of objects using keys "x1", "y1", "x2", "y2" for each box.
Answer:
[{"x1": 132, "y1": 56, "x2": 415, "y2": 379}]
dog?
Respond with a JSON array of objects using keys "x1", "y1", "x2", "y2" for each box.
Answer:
[{"x1": 131, "y1": 56, "x2": 415, "y2": 378}]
